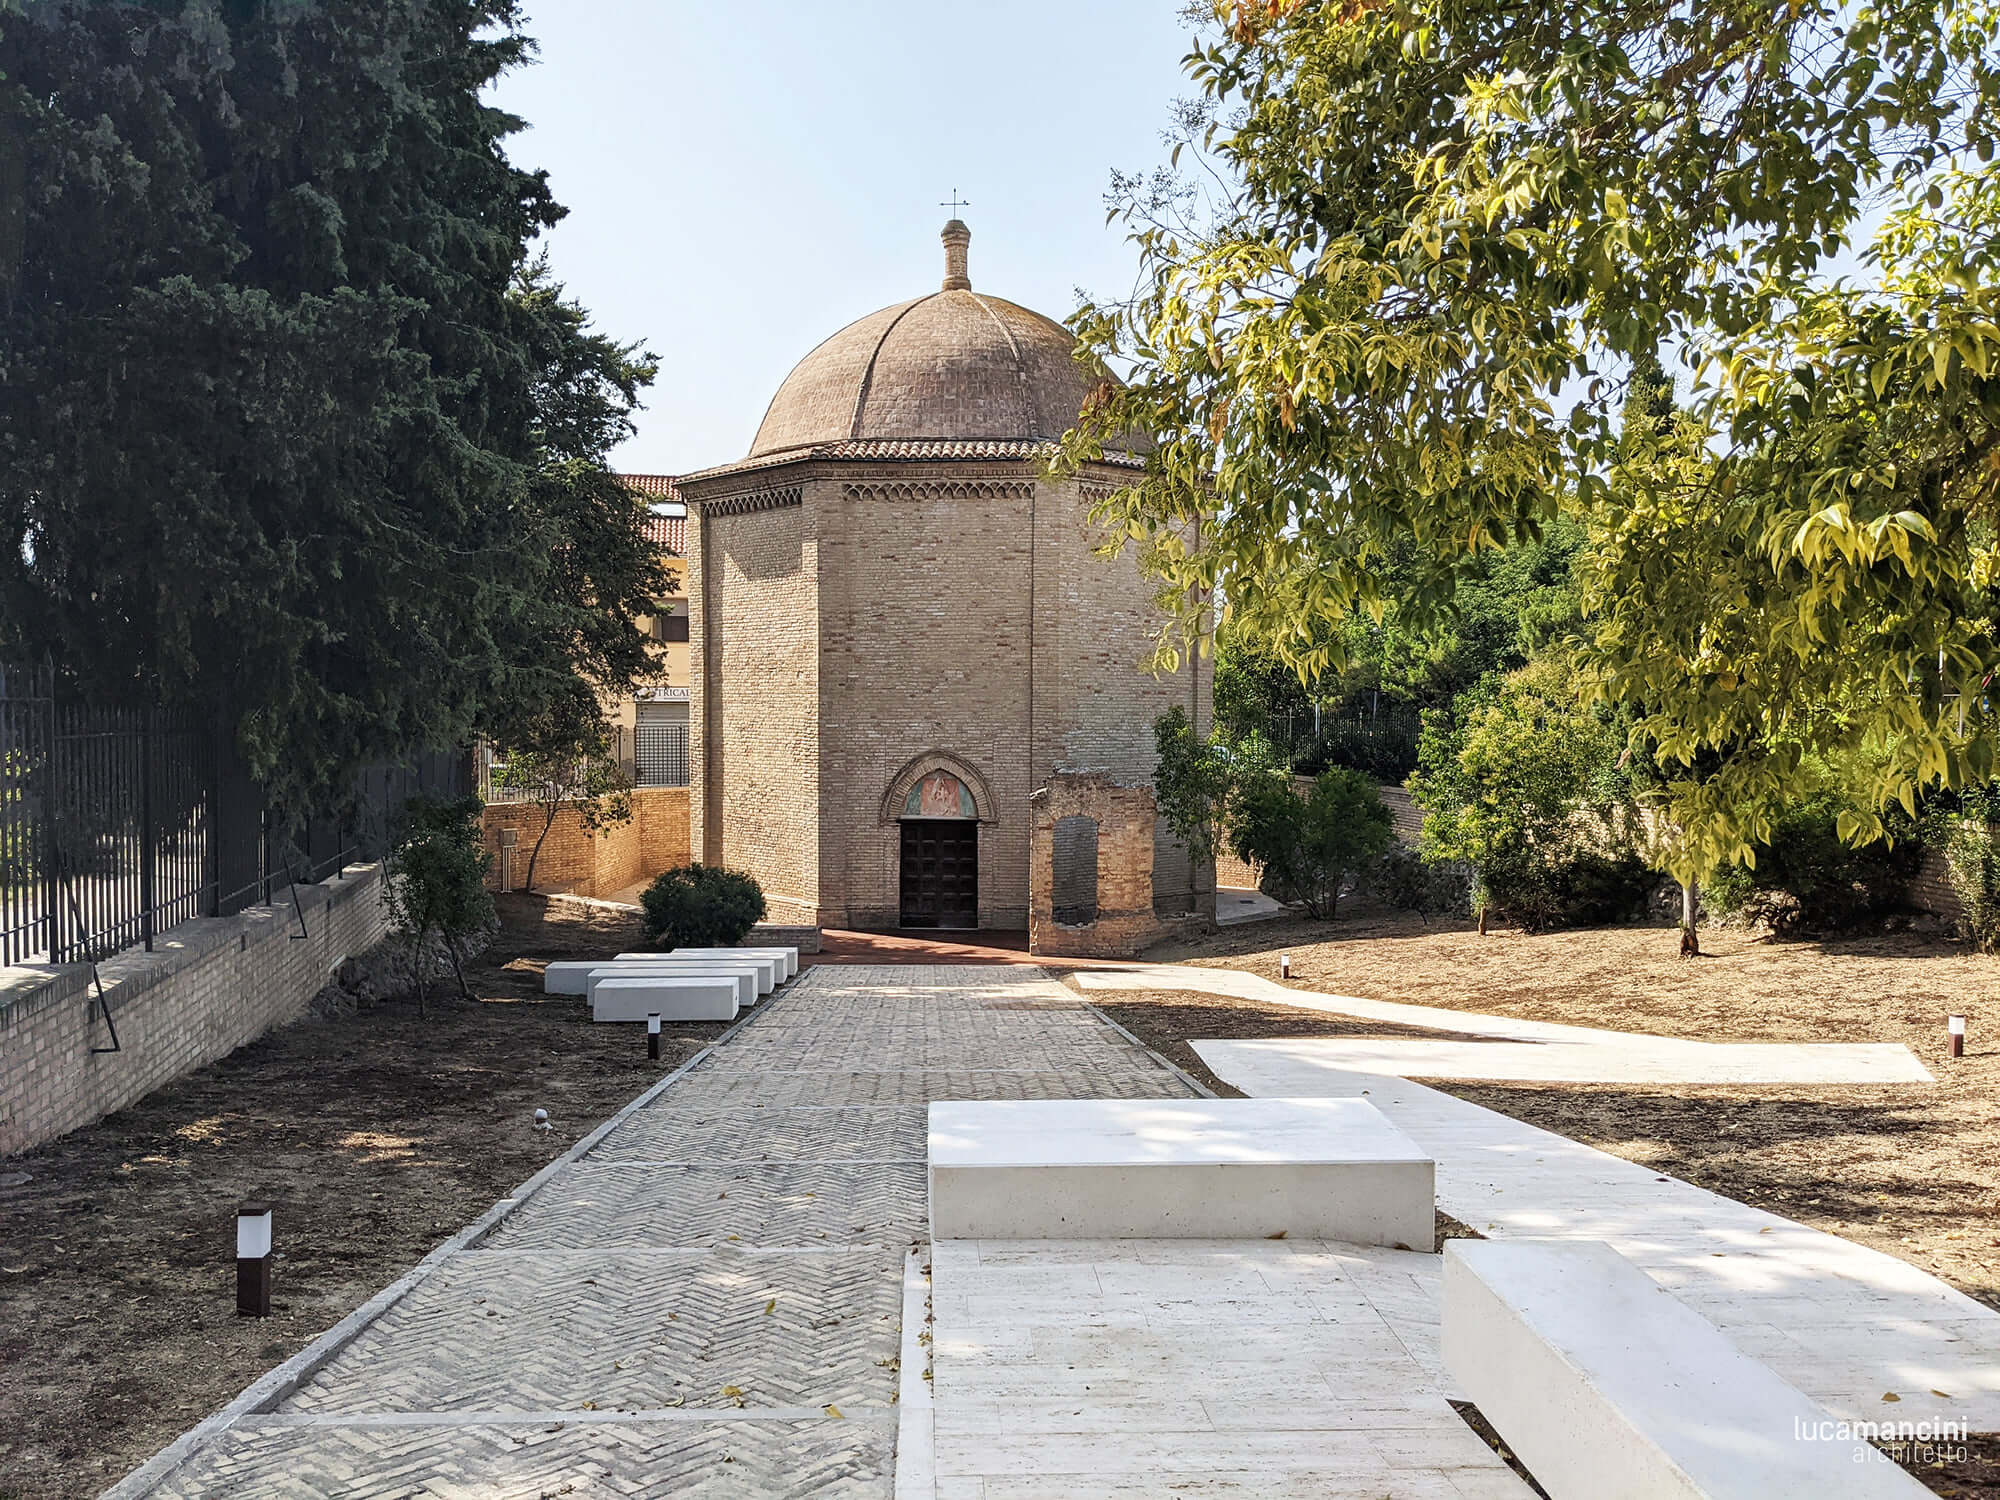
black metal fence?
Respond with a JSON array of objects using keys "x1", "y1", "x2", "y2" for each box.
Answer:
[{"x1": 0, "y1": 664, "x2": 467, "y2": 967}]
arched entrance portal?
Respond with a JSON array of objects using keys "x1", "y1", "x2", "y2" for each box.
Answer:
[{"x1": 899, "y1": 770, "x2": 979, "y2": 928}]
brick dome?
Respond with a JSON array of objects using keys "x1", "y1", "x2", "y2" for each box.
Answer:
[{"x1": 746, "y1": 222, "x2": 1099, "y2": 460}]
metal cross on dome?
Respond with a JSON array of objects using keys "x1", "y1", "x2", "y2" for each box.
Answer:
[{"x1": 940, "y1": 189, "x2": 970, "y2": 215}]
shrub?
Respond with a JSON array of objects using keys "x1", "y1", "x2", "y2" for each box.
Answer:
[
  {"x1": 1940, "y1": 819, "x2": 2000, "y2": 950},
  {"x1": 1409, "y1": 654, "x2": 1653, "y2": 931},
  {"x1": 641, "y1": 864, "x2": 767, "y2": 949},
  {"x1": 1366, "y1": 844, "x2": 1473, "y2": 923},
  {"x1": 1481, "y1": 847, "x2": 1658, "y2": 932},
  {"x1": 383, "y1": 795, "x2": 494, "y2": 1009},
  {"x1": 1707, "y1": 793, "x2": 1924, "y2": 933},
  {"x1": 1229, "y1": 766, "x2": 1395, "y2": 920}
]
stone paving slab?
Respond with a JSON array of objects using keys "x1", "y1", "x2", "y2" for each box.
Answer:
[
  {"x1": 114, "y1": 962, "x2": 1199, "y2": 1499},
  {"x1": 929, "y1": 1239, "x2": 1531, "y2": 1499},
  {"x1": 487, "y1": 1163, "x2": 930, "y2": 1249},
  {"x1": 286, "y1": 1250, "x2": 902, "y2": 1414},
  {"x1": 593, "y1": 1107, "x2": 927, "y2": 1163},
  {"x1": 656, "y1": 1070, "x2": 1185, "y2": 1107},
  {"x1": 140, "y1": 1417, "x2": 894, "y2": 1498}
]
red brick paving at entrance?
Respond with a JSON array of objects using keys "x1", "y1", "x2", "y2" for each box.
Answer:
[{"x1": 808, "y1": 928, "x2": 1131, "y2": 970}]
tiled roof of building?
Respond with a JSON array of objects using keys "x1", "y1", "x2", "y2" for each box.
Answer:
[
  {"x1": 622, "y1": 474, "x2": 686, "y2": 554},
  {"x1": 641, "y1": 511, "x2": 686, "y2": 553},
  {"x1": 675, "y1": 438, "x2": 1145, "y2": 488}
]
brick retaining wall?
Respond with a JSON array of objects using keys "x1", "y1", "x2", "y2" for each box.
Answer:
[
  {"x1": 0, "y1": 865, "x2": 389, "y2": 1157},
  {"x1": 482, "y1": 787, "x2": 690, "y2": 899}
]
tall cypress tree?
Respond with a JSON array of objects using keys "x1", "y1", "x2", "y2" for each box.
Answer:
[{"x1": 0, "y1": 0, "x2": 663, "y2": 807}]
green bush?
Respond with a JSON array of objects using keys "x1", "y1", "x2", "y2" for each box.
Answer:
[
  {"x1": 1481, "y1": 847, "x2": 1658, "y2": 932},
  {"x1": 383, "y1": 795, "x2": 494, "y2": 1008},
  {"x1": 1940, "y1": 819, "x2": 2000, "y2": 949},
  {"x1": 640, "y1": 864, "x2": 767, "y2": 949},
  {"x1": 1366, "y1": 844, "x2": 1473, "y2": 923},
  {"x1": 1229, "y1": 766, "x2": 1395, "y2": 920},
  {"x1": 1707, "y1": 793, "x2": 1923, "y2": 933}
]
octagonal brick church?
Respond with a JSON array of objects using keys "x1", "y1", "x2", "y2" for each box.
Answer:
[{"x1": 677, "y1": 221, "x2": 1212, "y2": 932}]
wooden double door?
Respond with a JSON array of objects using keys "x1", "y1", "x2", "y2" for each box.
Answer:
[{"x1": 899, "y1": 819, "x2": 978, "y2": 929}]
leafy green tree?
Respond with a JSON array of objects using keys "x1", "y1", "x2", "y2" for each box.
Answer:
[
  {"x1": 640, "y1": 865, "x2": 768, "y2": 950},
  {"x1": 0, "y1": 1, "x2": 663, "y2": 808},
  {"x1": 1060, "y1": 0, "x2": 2000, "y2": 860},
  {"x1": 383, "y1": 795, "x2": 494, "y2": 1011},
  {"x1": 1229, "y1": 765, "x2": 1394, "y2": 919},
  {"x1": 1411, "y1": 655, "x2": 1651, "y2": 930},
  {"x1": 1151, "y1": 705, "x2": 1242, "y2": 878},
  {"x1": 491, "y1": 717, "x2": 634, "y2": 894}
]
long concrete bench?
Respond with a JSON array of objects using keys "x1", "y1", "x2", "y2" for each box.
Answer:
[
  {"x1": 609, "y1": 953, "x2": 780, "y2": 993},
  {"x1": 590, "y1": 975, "x2": 739, "y2": 1024},
  {"x1": 586, "y1": 964, "x2": 758, "y2": 1009},
  {"x1": 1442, "y1": 1240, "x2": 1934, "y2": 1499},
  {"x1": 545, "y1": 954, "x2": 782, "y2": 996},
  {"x1": 929, "y1": 1097, "x2": 1435, "y2": 1247},
  {"x1": 617, "y1": 948, "x2": 797, "y2": 981}
]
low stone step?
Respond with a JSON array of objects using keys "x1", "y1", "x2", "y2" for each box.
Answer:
[
  {"x1": 928, "y1": 1097, "x2": 1435, "y2": 1246},
  {"x1": 1443, "y1": 1239, "x2": 1935, "y2": 1499}
]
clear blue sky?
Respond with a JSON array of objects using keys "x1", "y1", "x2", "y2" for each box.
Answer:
[{"x1": 489, "y1": 2, "x2": 1195, "y2": 475}]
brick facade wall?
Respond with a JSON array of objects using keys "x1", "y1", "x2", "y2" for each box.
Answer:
[
  {"x1": 684, "y1": 459, "x2": 1210, "y2": 932},
  {"x1": 690, "y1": 487, "x2": 822, "y2": 925},
  {"x1": 0, "y1": 867, "x2": 388, "y2": 1157},
  {"x1": 482, "y1": 787, "x2": 690, "y2": 900}
]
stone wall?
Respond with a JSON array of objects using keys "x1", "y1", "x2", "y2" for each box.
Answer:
[
  {"x1": 1, "y1": 866, "x2": 388, "y2": 1157},
  {"x1": 482, "y1": 787, "x2": 690, "y2": 900},
  {"x1": 1029, "y1": 773, "x2": 1198, "y2": 959}
]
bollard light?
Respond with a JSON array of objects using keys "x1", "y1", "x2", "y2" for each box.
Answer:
[
  {"x1": 236, "y1": 1202, "x2": 273, "y2": 1318},
  {"x1": 1949, "y1": 1014, "x2": 1967, "y2": 1059},
  {"x1": 1279, "y1": 953, "x2": 1291, "y2": 980},
  {"x1": 648, "y1": 1012, "x2": 662, "y2": 1062}
]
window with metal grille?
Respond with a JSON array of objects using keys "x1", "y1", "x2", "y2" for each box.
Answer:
[
  {"x1": 1051, "y1": 814, "x2": 1099, "y2": 925},
  {"x1": 635, "y1": 703, "x2": 689, "y2": 787}
]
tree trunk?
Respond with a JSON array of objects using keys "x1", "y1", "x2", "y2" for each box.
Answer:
[
  {"x1": 1477, "y1": 906, "x2": 1489, "y2": 936},
  {"x1": 444, "y1": 934, "x2": 471, "y2": 999},
  {"x1": 1679, "y1": 878, "x2": 1700, "y2": 959},
  {"x1": 523, "y1": 801, "x2": 559, "y2": 894}
]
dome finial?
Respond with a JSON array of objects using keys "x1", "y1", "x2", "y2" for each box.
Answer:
[{"x1": 941, "y1": 218, "x2": 971, "y2": 292}]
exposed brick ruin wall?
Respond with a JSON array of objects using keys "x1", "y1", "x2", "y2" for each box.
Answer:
[
  {"x1": 1029, "y1": 773, "x2": 1203, "y2": 959},
  {"x1": 1, "y1": 867, "x2": 388, "y2": 1157}
]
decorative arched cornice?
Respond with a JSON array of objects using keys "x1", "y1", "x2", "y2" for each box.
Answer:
[
  {"x1": 842, "y1": 479, "x2": 1037, "y2": 504},
  {"x1": 881, "y1": 750, "x2": 997, "y2": 825},
  {"x1": 695, "y1": 484, "x2": 804, "y2": 517}
]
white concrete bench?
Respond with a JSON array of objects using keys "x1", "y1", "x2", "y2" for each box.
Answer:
[
  {"x1": 611, "y1": 953, "x2": 779, "y2": 993},
  {"x1": 590, "y1": 975, "x2": 739, "y2": 1024},
  {"x1": 1443, "y1": 1241, "x2": 1933, "y2": 1499},
  {"x1": 928, "y1": 1098, "x2": 1435, "y2": 1247},
  {"x1": 618, "y1": 948, "x2": 797, "y2": 981},
  {"x1": 545, "y1": 953, "x2": 785, "y2": 996},
  {"x1": 586, "y1": 964, "x2": 758, "y2": 1008}
]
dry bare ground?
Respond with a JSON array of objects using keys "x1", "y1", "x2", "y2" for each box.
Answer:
[
  {"x1": 0, "y1": 896, "x2": 718, "y2": 1500},
  {"x1": 1101, "y1": 903, "x2": 2000, "y2": 1496}
]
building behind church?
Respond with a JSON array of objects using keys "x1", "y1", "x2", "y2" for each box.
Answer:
[{"x1": 676, "y1": 222, "x2": 1212, "y2": 932}]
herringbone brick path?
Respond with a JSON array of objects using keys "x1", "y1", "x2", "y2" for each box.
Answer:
[{"x1": 118, "y1": 963, "x2": 1193, "y2": 1498}]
